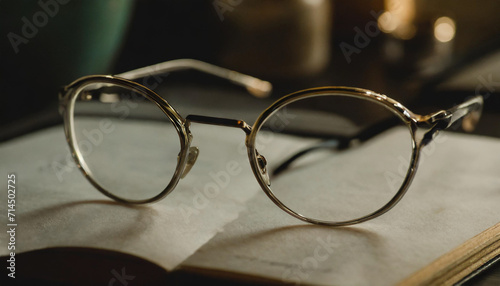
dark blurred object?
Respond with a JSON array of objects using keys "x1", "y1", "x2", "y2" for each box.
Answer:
[
  {"x1": 114, "y1": 0, "x2": 333, "y2": 80},
  {"x1": 216, "y1": 0, "x2": 332, "y2": 79},
  {"x1": 112, "y1": 1, "x2": 218, "y2": 74},
  {"x1": 0, "y1": 0, "x2": 133, "y2": 133}
]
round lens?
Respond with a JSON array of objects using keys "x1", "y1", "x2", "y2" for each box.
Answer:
[
  {"x1": 252, "y1": 93, "x2": 414, "y2": 223},
  {"x1": 68, "y1": 81, "x2": 182, "y2": 202}
]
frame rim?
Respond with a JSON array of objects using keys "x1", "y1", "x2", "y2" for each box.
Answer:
[
  {"x1": 60, "y1": 75, "x2": 192, "y2": 204},
  {"x1": 246, "y1": 86, "x2": 421, "y2": 226}
]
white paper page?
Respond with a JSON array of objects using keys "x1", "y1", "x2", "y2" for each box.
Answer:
[
  {"x1": 181, "y1": 129, "x2": 500, "y2": 285},
  {"x1": 0, "y1": 123, "x2": 260, "y2": 270}
]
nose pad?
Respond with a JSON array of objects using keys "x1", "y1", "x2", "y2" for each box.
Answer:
[
  {"x1": 181, "y1": 146, "x2": 199, "y2": 179},
  {"x1": 256, "y1": 151, "x2": 271, "y2": 187}
]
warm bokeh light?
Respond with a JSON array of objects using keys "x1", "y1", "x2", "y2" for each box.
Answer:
[
  {"x1": 378, "y1": 11, "x2": 398, "y2": 33},
  {"x1": 380, "y1": 0, "x2": 417, "y2": 40},
  {"x1": 303, "y1": 0, "x2": 324, "y2": 6},
  {"x1": 434, "y1": 16, "x2": 456, "y2": 43}
]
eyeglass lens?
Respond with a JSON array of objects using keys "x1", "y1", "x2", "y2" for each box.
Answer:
[
  {"x1": 253, "y1": 94, "x2": 413, "y2": 222},
  {"x1": 69, "y1": 82, "x2": 181, "y2": 201}
]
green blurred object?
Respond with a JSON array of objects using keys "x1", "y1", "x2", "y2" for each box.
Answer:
[
  {"x1": 0, "y1": 0, "x2": 134, "y2": 123},
  {"x1": 1, "y1": 0, "x2": 134, "y2": 82}
]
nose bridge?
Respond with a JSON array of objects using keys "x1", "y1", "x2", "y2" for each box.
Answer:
[{"x1": 185, "y1": 114, "x2": 252, "y2": 135}]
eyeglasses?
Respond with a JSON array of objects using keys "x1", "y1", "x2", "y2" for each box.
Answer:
[{"x1": 59, "y1": 59, "x2": 483, "y2": 226}]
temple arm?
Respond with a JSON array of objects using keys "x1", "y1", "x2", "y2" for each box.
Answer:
[
  {"x1": 116, "y1": 59, "x2": 272, "y2": 98},
  {"x1": 272, "y1": 96, "x2": 483, "y2": 176},
  {"x1": 438, "y1": 95, "x2": 483, "y2": 132},
  {"x1": 419, "y1": 95, "x2": 483, "y2": 145}
]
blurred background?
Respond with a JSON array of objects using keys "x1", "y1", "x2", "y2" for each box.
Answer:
[{"x1": 1, "y1": 0, "x2": 500, "y2": 141}]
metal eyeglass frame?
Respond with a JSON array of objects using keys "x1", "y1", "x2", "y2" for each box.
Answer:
[{"x1": 59, "y1": 59, "x2": 484, "y2": 226}]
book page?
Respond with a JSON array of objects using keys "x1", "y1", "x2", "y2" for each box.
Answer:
[
  {"x1": 181, "y1": 129, "x2": 500, "y2": 285},
  {"x1": 0, "y1": 123, "x2": 261, "y2": 270}
]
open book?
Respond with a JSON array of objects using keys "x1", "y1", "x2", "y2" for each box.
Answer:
[{"x1": 1, "y1": 123, "x2": 499, "y2": 285}]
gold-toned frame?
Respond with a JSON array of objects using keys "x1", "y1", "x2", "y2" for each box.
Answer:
[
  {"x1": 59, "y1": 59, "x2": 483, "y2": 226},
  {"x1": 246, "y1": 87, "x2": 482, "y2": 226},
  {"x1": 60, "y1": 75, "x2": 192, "y2": 204}
]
